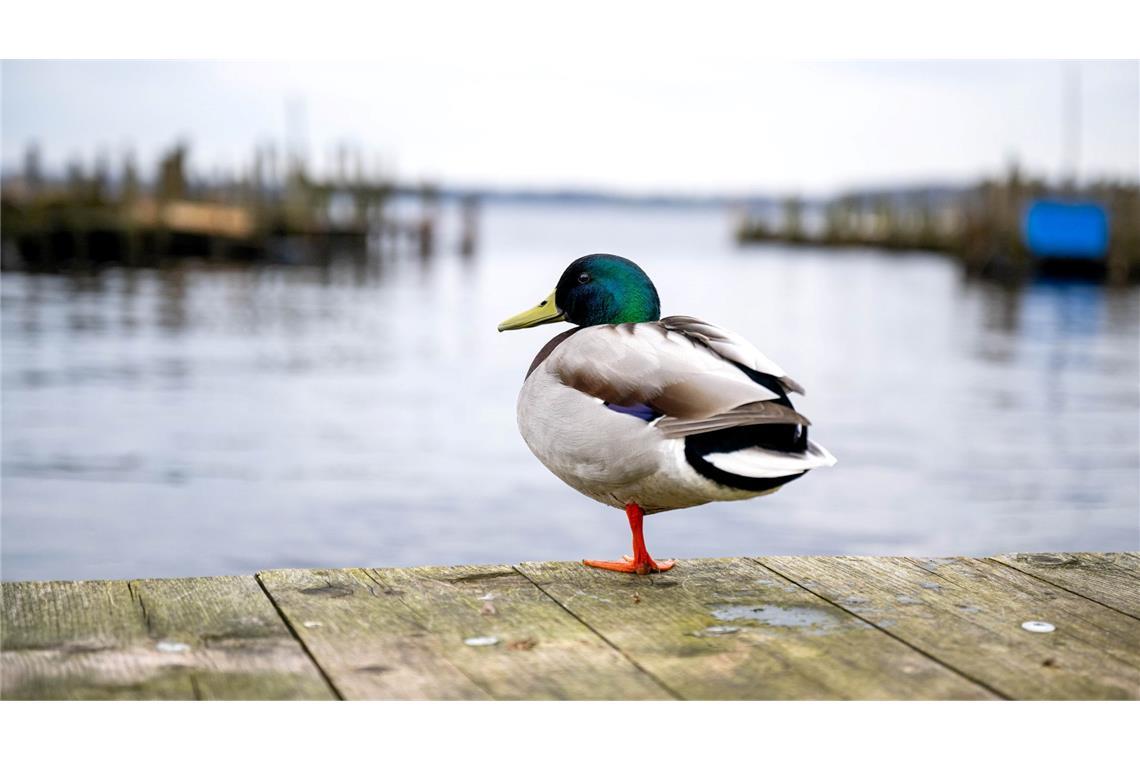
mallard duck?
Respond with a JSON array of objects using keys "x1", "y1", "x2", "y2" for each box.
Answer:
[{"x1": 499, "y1": 254, "x2": 835, "y2": 574}]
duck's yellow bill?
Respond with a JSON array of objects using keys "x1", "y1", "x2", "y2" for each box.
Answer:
[{"x1": 498, "y1": 290, "x2": 565, "y2": 331}]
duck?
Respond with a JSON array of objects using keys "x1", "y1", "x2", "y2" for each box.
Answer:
[{"x1": 498, "y1": 254, "x2": 835, "y2": 575}]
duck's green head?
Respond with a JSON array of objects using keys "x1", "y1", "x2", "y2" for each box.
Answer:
[{"x1": 498, "y1": 254, "x2": 660, "y2": 331}]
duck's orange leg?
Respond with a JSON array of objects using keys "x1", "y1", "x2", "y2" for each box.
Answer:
[{"x1": 583, "y1": 503, "x2": 675, "y2": 575}]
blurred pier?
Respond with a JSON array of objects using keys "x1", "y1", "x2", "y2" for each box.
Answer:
[
  {"x1": 0, "y1": 144, "x2": 480, "y2": 273},
  {"x1": 736, "y1": 165, "x2": 1140, "y2": 284}
]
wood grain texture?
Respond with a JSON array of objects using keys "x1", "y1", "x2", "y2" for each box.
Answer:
[
  {"x1": 761, "y1": 555, "x2": 1140, "y2": 700},
  {"x1": 366, "y1": 565, "x2": 672, "y2": 699},
  {"x1": 2, "y1": 576, "x2": 333, "y2": 700},
  {"x1": 130, "y1": 576, "x2": 335, "y2": 699},
  {"x1": 992, "y1": 552, "x2": 1140, "y2": 619},
  {"x1": 2, "y1": 580, "x2": 185, "y2": 699},
  {"x1": 8, "y1": 554, "x2": 1137, "y2": 700},
  {"x1": 516, "y1": 558, "x2": 995, "y2": 699},
  {"x1": 256, "y1": 567, "x2": 490, "y2": 699}
]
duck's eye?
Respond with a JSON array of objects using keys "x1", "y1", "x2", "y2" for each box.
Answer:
[{"x1": 577, "y1": 272, "x2": 591, "y2": 284}]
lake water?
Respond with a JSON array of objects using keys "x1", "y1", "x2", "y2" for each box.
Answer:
[{"x1": 3, "y1": 203, "x2": 1138, "y2": 581}]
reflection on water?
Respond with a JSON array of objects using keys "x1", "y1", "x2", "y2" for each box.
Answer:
[{"x1": 3, "y1": 203, "x2": 1138, "y2": 580}]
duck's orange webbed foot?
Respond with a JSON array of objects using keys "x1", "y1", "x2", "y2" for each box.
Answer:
[
  {"x1": 582, "y1": 503, "x2": 675, "y2": 575},
  {"x1": 582, "y1": 556, "x2": 675, "y2": 575}
]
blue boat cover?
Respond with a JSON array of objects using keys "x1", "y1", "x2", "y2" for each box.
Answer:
[{"x1": 1023, "y1": 200, "x2": 1109, "y2": 259}]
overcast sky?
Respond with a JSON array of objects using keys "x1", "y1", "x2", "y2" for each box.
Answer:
[{"x1": 2, "y1": 59, "x2": 1136, "y2": 195}]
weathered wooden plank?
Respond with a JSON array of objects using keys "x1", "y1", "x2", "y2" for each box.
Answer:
[
  {"x1": 2, "y1": 576, "x2": 332, "y2": 700},
  {"x1": 761, "y1": 555, "x2": 1140, "y2": 700},
  {"x1": 368, "y1": 565, "x2": 672, "y2": 699},
  {"x1": 3, "y1": 580, "x2": 146, "y2": 652},
  {"x1": 2, "y1": 580, "x2": 189, "y2": 699},
  {"x1": 129, "y1": 576, "x2": 335, "y2": 699},
  {"x1": 516, "y1": 558, "x2": 995, "y2": 699},
  {"x1": 9, "y1": 555, "x2": 1135, "y2": 701},
  {"x1": 256, "y1": 568, "x2": 490, "y2": 699},
  {"x1": 992, "y1": 552, "x2": 1140, "y2": 619}
]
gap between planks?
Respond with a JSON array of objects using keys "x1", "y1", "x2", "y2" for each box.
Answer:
[
  {"x1": 753, "y1": 554, "x2": 1140, "y2": 699},
  {"x1": 365, "y1": 564, "x2": 684, "y2": 699},
  {"x1": 506, "y1": 564, "x2": 686, "y2": 700},
  {"x1": 253, "y1": 564, "x2": 676, "y2": 699},
  {"x1": 986, "y1": 556, "x2": 1140, "y2": 622},
  {"x1": 747, "y1": 557, "x2": 1010, "y2": 700},
  {"x1": 253, "y1": 573, "x2": 346, "y2": 701}
]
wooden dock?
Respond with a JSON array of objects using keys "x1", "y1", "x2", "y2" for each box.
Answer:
[{"x1": 3, "y1": 553, "x2": 1138, "y2": 700}]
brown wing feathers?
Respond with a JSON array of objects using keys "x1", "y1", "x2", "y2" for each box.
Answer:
[{"x1": 548, "y1": 319, "x2": 810, "y2": 439}]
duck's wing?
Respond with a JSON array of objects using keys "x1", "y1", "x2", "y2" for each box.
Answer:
[
  {"x1": 546, "y1": 319, "x2": 807, "y2": 439},
  {"x1": 658, "y1": 316, "x2": 805, "y2": 396}
]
